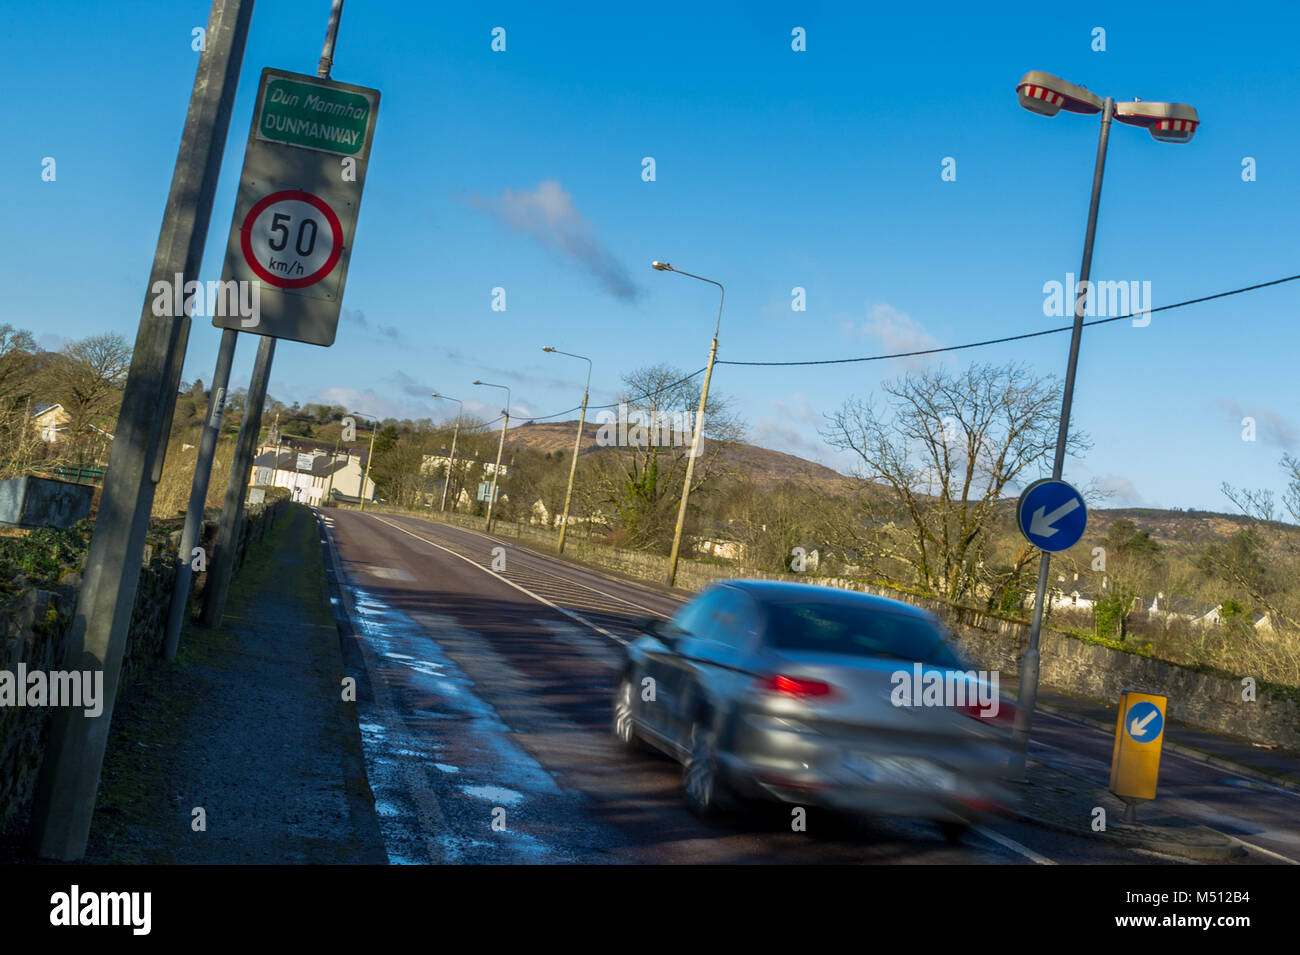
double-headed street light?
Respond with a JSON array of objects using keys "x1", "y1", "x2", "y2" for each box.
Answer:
[
  {"x1": 543, "y1": 346, "x2": 592, "y2": 554},
  {"x1": 349, "y1": 410, "x2": 380, "y2": 512},
  {"x1": 1010, "y1": 71, "x2": 1198, "y2": 775},
  {"x1": 473, "y1": 380, "x2": 510, "y2": 532},
  {"x1": 431, "y1": 393, "x2": 463, "y2": 513},
  {"x1": 651, "y1": 261, "x2": 724, "y2": 588}
]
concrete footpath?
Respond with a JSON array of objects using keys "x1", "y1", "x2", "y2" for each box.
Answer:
[{"x1": 81, "y1": 503, "x2": 385, "y2": 864}]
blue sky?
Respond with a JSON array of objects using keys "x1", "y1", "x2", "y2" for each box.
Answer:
[{"x1": 4, "y1": 1, "x2": 1298, "y2": 513}]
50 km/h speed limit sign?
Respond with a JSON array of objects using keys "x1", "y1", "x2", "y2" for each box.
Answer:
[
  {"x1": 240, "y1": 190, "x2": 343, "y2": 289},
  {"x1": 217, "y1": 68, "x2": 379, "y2": 347}
]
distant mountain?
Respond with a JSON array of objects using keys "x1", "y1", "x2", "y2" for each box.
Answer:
[
  {"x1": 1084, "y1": 507, "x2": 1261, "y2": 546},
  {"x1": 504, "y1": 421, "x2": 1282, "y2": 541},
  {"x1": 505, "y1": 420, "x2": 858, "y2": 495}
]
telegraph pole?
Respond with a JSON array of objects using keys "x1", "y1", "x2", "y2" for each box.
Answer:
[
  {"x1": 441, "y1": 419, "x2": 461, "y2": 512},
  {"x1": 542, "y1": 347, "x2": 592, "y2": 554},
  {"x1": 27, "y1": 0, "x2": 254, "y2": 861},
  {"x1": 324, "y1": 430, "x2": 342, "y2": 504},
  {"x1": 353, "y1": 411, "x2": 378, "y2": 511},
  {"x1": 474, "y1": 381, "x2": 511, "y2": 532},
  {"x1": 431, "y1": 393, "x2": 463, "y2": 513}
]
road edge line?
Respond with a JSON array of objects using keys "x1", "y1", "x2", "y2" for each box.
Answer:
[{"x1": 371, "y1": 515, "x2": 628, "y2": 646}]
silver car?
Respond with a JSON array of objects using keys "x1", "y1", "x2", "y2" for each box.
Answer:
[{"x1": 612, "y1": 580, "x2": 1017, "y2": 840}]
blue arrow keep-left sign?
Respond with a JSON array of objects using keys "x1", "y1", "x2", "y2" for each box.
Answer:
[
  {"x1": 1125, "y1": 701, "x2": 1164, "y2": 742},
  {"x1": 1017, "y1": 478, "x2": 1087, "y2": 552}
]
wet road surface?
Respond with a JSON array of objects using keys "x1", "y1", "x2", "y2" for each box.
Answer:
[{"x1": 318, "y1": 508, "x2": 1297, "y2": 864}]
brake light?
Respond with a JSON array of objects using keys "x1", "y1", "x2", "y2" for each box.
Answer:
[
  {"x1": 756, "y1": 674, "x2": 835, "y2": 699},
  {"x1": 957, "y1": 700, "x2": 1016, "y2": 726}
]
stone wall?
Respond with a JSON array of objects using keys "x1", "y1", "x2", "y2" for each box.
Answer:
[
  {"x1": 0, "y1": 500, "x2": 288, "y2": 837},
  {"x1": 0, "y1": 476, "x2": 94, "y2": 530}
]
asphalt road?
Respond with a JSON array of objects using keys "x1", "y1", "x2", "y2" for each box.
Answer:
[{"x1": 318, "y1": 508, "x2": 1298, "y2": 865}]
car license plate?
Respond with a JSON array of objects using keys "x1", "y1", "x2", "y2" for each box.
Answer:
[{"x1": 845, "y1": 754, "x2": 954, "y2": 790}]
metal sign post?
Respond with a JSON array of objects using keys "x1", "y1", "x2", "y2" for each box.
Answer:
[
  {"x1": 194, "y1": 45, "x2": 378, "y2": 630},
  {"x1": 163, "y1": 327, "x2": 238, "y2": 660},
  {"x1": 1009, "y1": 98, "x2": 1115, "y2": 778}
]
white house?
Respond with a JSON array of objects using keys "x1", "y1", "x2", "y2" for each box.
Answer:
[
  {"x1": 1147, "y1": 592, "x2": 1197, "y2": 624},
  {"x1": 249, "y1": 441, "x2": 374, "y2": 506},
  {"x1": 420, "y1": 452, "x2": 508, "y2": 478},
  {"x1": 1026, "y1": 573, "x2": 1107, "y2": 612},
  {"x1": 31, "y1": 402, "x2": 69, "y2": 443}
]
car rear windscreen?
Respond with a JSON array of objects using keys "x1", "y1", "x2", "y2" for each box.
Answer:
[{"x1": 764, "y1": 600, "x2": 964, "y2": 666}]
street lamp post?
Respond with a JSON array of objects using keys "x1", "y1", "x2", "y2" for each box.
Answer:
[
  {"x1": 1010, "y1": 71, "x2": 1198, "y2": 776},
  {"x1": 350, "y1": 411, "x2": 379, "y2": 512},
  {"x1": 473, "y1": 380, "x2": 510, "y2": 532},
  {"x1": 431, "y1": 393, "x2": 463, "y2": 513},
  {"x1": 543, "y1": 347, "x2": 592, "y2": 554},
  {"x1": 651, "y1": 261, "x2": 724, "y2": 588}
]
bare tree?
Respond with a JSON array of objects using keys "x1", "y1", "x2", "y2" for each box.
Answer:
[
  {"x1": 1209, "y1": 456, "x2": 1300, "y2": 630},
  {"x1": 584, "y1": 363, "x2": 743, "y2": 551},
  {"x1": 0, "y1": 324, "x2": 38, "y2": 403},
  {"x1": 822, "y1": 361, "x2": 1088, "y2": 602},
  {"x1": 45, "y1": 333, "x2": 131, "y2": 461},
  {"x1": 0, "y1": 325, "x2": 44, "y2": 478}
]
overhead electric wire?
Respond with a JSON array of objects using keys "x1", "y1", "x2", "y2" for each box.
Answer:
[
  {"x1": 510, "y1": 367, "x2": 708, "y2": 423},
  {"x1": 715, "y1": 273, "x2": 1300, "y2": 367},
  {"x1": 477, "y1": 273, "x2": 1297, "y2": 424}
]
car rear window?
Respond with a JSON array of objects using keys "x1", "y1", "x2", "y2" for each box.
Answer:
[{"x1": 763, "y1": 600, "x2": 964, "y2": 667}]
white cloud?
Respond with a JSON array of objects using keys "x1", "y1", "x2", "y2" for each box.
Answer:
[
  {"x1": 308, "y1": 386, "x2": 430, "y2": 422},
  {"x1": 1094, "y1": 474, "x2": 1145, "y2": 508},
  {"x1": 1214, "y1": 398, "x2": 1298, "y2": 448},
  {"x1": 472, "y1": 179, "x2": 640, "y2": 302},
  {"x1": 858, "y1": 304, "x2": 941, "y2": 365},
  {"x1": 753, "y1": 394, "x2": 853, "y2": 472}
]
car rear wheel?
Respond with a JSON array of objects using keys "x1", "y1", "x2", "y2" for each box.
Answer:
[
  {"x1": 613, "y1": 677, "x2": 648, "y2": 752},
  {"x1": 683, "y1": 722, "x2": 736, "y2": 819}
]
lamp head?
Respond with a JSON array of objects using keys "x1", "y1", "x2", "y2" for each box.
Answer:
[
  {"x1": 651, "y1": 261, "x2": 673, "y2": 271},
  {"x1": 1015, "y1": 70, "x2": 1104, "y2": 117},
  {"x1": 1115, "y1": 100, "x2": 1199, "y2": 143}
]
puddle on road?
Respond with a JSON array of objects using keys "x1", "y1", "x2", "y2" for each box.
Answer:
[
  {"x1": 345, "y1": 586, "x2": 573, "y2": 864},
  {"x1": 460, "y1": 785, "x2": 524, "y2": 805}
]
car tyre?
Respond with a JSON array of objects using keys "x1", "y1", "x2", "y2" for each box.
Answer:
[
  {"x1": 683, "y1": 721, "x2": 737, "y2": 819},
  {"x1": 613, "y1": 676, "x2": 649, "y2": 752}
]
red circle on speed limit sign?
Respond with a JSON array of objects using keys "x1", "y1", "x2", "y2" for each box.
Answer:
[{"x1": 239, "y1": 189, "x2": 344, "y2": 289}]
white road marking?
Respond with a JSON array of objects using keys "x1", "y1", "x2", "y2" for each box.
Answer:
[
  {"x1": 972, "y1": 825, "x2": 1057, "y2": 865},
  {"x1": 395, "y1": 515, "x2": 674, "y2": 618},
  {"x1": 371, "y1": 516, "x2": 628, "y2": 646}
]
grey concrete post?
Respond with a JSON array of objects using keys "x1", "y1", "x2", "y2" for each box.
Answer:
[{"x1": 27, "y1": 0, "x2": 254, "y2": 861}]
